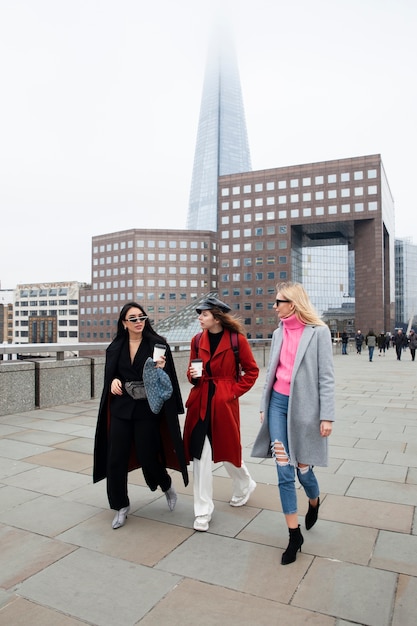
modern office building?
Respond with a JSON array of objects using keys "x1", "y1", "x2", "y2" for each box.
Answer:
[
  {"x1": 79, "y1": 229, "x2": 216, "y2": 340},
  {"x1": 395, "y1": 237, "x2": 417, "y2": 329},
  {"x1": 13, "y1": 282, "x2": 81, "y2": 344},
  {"x1": 187, "y1": 25, "x2": 251, "y2": 232},
  {"x1": 217, "y1": 154, "x2": 395, "y2": 337}
]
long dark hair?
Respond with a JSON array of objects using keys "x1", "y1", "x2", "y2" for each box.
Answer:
[{"x1": 115, "y1": 302, "x2": 166, "y2": 343}]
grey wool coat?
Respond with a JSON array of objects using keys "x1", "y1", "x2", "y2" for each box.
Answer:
[{"x1": 251, "y1": 323, "x2": 335, "y2": 467}]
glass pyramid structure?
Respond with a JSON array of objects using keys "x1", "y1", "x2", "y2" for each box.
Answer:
[{"x1": 186, "y1": 25, "x2": 252, "y2": 232}]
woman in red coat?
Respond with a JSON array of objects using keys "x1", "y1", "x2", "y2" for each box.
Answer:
[{"x1": 184, "y1": 297, "x2": 259, "y2": 531}]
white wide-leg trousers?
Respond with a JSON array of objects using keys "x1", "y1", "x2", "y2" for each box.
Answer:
[{"x1": 193, "y1": 436, "x2": 253, "y2": 517}]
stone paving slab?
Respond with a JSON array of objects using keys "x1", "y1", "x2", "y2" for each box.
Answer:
[
  {"x1": 292, "y1": 557, "x2": 397, "y2": 626},
  {"x1": 320, "y1": 494, "x2": 414, "y2": 533},
  {"x1": 156, "y1": 531, "x2": 314, "y2": 604},
  {"x1": 0, "y1": 524, "x2": 76, "y2": 589},
  {"x1": 0, "y1": 597, "x2": 88, "y2": 625},
  {"x1": 138, "y1": 578, "x2": 335, "y2": 626},
  {"x1": 17, "y1": 548, "x2": 182, "y2": 626}
]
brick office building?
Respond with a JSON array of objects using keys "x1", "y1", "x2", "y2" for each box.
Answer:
[{"x1": 217, "y1": 154, "x2": 394, "y2": 337}]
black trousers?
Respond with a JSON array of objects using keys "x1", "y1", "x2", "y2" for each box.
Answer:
[{"x1": 106, "y1": 410, "x2": 171, "y2": 510}]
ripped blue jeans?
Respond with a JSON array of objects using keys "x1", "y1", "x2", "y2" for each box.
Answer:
[{"x1": 268, "y1": 389, "x2": 319, "y2": 515}]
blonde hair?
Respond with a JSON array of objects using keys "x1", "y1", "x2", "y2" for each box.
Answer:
[{"x1": 277, "y1": 282, "x2": 325, "y2": 326}]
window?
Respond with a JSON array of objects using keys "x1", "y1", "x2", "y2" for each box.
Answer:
[
  {"x1": 354, "y1": 171, "x2": 363, "y2": 180},
  {"x1": 328, "y1": 174, "x2": 337, "y2": 183}
]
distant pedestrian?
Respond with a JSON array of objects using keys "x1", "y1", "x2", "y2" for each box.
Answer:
[
  {"x1": 355, "y1": 330, "x2": 364, "y2": 355},
  {"x1": 377, "y1": 332, "x2": 386, "y2": 356},
  {"x1": 408, "y1": 330, "x2": 417, "y2": 361},
  {"x1": 341, "y1": 331, "x2": 349, "y2": 355},
  {"x1": 393, "y1": 329, "x2": 407, "y2": 361},
  {"x1": 365, "y1": 330, "x2": 377, "y2": 362}
]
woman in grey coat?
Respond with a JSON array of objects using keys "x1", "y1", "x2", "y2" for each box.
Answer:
[{"x1": 251, "y1": 282, "x2": 335, "y2": 564}]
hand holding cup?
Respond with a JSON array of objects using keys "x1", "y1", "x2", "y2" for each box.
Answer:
[{"x1": 190, "y1": 359, "x2": 203, "y2": 378}]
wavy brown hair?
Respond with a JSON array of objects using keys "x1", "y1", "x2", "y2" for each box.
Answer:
[{"x1": 208, "y1": 307, "x2": 245, "y2": 334}]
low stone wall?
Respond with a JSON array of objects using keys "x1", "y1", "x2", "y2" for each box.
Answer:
[
  {"x1": 0, "y1": 361, "x2": 36, "y2": 416},
  {"x1": 35, "y1": 358, "x2": 92, "y2": 408}
]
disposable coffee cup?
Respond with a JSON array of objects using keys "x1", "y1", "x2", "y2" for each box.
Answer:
[
  {"x1": 191, "y1": 358, "x2": 203, "y2": 377},
  {"x1": 153, "y1": 344, "x2": 166, "y2": 361}
]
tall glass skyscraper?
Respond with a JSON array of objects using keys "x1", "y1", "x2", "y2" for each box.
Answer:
[{"x1": 187, "y1": 25, "x2": 252, "y2": 232}]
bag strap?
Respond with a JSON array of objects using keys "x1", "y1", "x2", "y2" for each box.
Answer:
[{"x1": 194, "y1": 330, "x2": 240, "y2": 381}]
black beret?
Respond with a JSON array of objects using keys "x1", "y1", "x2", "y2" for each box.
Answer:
[{"x1": 196, "y1": 296, "x2": 231, "y2": 314}]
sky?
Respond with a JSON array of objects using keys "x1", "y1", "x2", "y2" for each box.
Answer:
[{"x1": 1, "y1": 0, "x2": 416, "y2": 290}]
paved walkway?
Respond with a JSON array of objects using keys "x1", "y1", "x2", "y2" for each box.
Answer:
[{"x1": 0, "y1": 348, "x2": 417, "y2": 625}]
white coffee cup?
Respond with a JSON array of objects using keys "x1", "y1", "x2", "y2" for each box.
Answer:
[
  {"x1": 191, "y1": 358, "x2": 203, "y2": 377},
  {"x1": 153, "y1": 344, "x2": 166, "y2": 361}
]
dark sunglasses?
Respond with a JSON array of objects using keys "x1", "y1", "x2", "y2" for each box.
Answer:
[
  {"x1": 126, "y1": 316, "x2": 148, "y2": 323},
  {"x1": 275, "y1": 299, "x2": 291, "y2": 305}
]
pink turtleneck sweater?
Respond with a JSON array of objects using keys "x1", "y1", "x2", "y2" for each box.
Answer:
[{"x1": 273, "y1": 314, "x2": 306, "y2": 396}]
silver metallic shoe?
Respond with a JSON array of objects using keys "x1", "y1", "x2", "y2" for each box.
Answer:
[
  {"x1": 165, "y1": 486, "x2": 177, "y2": 511},
  {"x1": 112, "y1": 505, "x2": 130, "y2": 529}
]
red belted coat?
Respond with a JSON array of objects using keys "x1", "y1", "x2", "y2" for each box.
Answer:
[{"x1": 184, "y1": 329, "x2": 259, "y2": 466}]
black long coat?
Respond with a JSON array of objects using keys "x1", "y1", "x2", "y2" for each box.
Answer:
[{"x1": 93, "y1": 334, "x2": 189, "y2": 487}]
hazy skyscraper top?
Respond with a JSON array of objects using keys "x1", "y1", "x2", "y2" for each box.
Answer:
[{"x1": 187, "y1": 23, "x2": 252, "y2": 232}]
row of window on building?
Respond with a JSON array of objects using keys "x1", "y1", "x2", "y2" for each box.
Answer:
[{"x1": 221, "y1": 169, "x2": 378, "y2": 196}]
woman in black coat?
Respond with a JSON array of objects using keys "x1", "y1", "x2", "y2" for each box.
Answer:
[{"x1": 93, "y1": 302, "x2": 188, "y2": 529}]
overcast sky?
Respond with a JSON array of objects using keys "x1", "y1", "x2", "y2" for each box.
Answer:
[{"x1": 1, "y1": 0, "x2": 415, "y2": 290}]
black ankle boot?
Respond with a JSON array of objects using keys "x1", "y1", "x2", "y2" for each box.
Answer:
[
  {"x1": 281, "y1": 525, "x2": 304, "y2": 565},
  {"x1": 305, "y1": 497, "x2": 320, "y2": 530}
]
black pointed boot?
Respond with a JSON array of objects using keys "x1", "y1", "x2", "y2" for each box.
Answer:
[
  {"x1": 281, "y1": 525, "x2": 304, "y2": 565},
  {"x1": 305, "y1": 497, "x2": 320, "y2": 530}
]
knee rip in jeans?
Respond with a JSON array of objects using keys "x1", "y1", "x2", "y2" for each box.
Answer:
[
  {"x1": 298, "y1": 463, "x2": 310, "y2": 475},
  {"x1": 271, "y1": 440, "x2": 290, "y2": 466}
]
